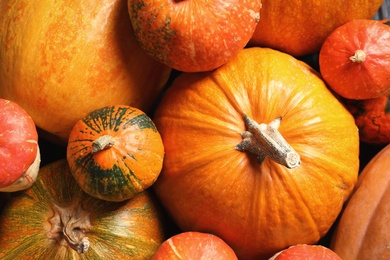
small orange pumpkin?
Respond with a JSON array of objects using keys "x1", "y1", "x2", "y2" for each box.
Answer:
[
  {"x1": 330, "y1": 143, "x2": 390, "y2": 259},
  {"x1": 153, "y1": 47, "x2": 359, "y2": 259},
  {"x1": 319, "y1": 19, "x2": 390, "y2": 100},
  {"x1": 269, "y1": 244, "x2": 342, "y2": 260},
  {"x1": 67, "y1": 105, "x2": 164, "y2": 202}
]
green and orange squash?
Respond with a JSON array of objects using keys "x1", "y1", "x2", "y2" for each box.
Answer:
[
  {"x1": 0, "y1": 159, "x2": 168, "y2": 259},
  {"x1": 67, "y1": 105, "x2": 164, "y2": 202}
]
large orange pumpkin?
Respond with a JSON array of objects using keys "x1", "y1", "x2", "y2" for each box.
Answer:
[
  {"x1": 153, "y1": 47, "x2": 359, "y2": 259},
  {"x1": 0, "y1": 0, "x2": 171, "y2": 144},
  {"x1": 249, "y1": 0, "x2": 384, "y2": 57},
  {"x1": 330, "y1": 143, "x2": 390, "y2": 259}
]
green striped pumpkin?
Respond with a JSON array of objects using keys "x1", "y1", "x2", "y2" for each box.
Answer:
[
  {"x1": 66, "y1": 105, "x2": 164, "y2": 202},
  {"x1": 0, "y1": 159, "x2": 168, "y2": 259}
]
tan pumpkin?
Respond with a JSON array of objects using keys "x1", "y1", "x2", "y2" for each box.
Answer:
[
  {"x1": 153, "y1": 47, "x2": 359, "y2": 259},
  {"x1": 331, "y1": 143, "x2": 390, "y2": 259},
  {"x1": 0, "y1": 0, "x2": 171, "y2": 144}
]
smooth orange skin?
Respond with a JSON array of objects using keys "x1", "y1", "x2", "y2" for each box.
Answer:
[
  {"x1": 0, "y1": 99, "x2": 38, "y2": 187},
  {"x1": 0, "y1": 0, "x2": 171, "y2": 144},
  {"x1": 270, "y1": 244, "x2": 342, "y2": 260},
  {"x1": 152, "y1": 232, "x2": 238, "y2": 260},
  {"x1": 331, "y1": 144, "x2": 390, "y2": 259},
  {"x1": 319, "y1": 19, "x2": 390, "y2": 100},
  {"x1": 153, "y1": 47, "x2": 359, "y2": 259},
  {"x1": 249, "y1": 0, "x2": 383, "y2": 57},
  {"x1": 128, "y1": 0, "x2": 262, "y2": 72}
]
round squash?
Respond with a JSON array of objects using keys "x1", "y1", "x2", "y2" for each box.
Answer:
[
  {"x1": 0, "y1": 98, "x2": 41, "y2": 192},
  {"x1": 0, "y1": 159, "x2": 168, "y2": 259},
  {"x1": 249, "y1": 0, "x2": 384, "y2": 57},
  {"x1": 319, "y1": 19, "x2": 390, "y2": 100},
  {"x1": 0, "y1": 0, "x2": 171, "y2": 144},
  {"x1": 269, "y1": 244, "x2": 342, "y2": 260},
  {"x1": 67, "y1": 105, "x2": 164, "y2": 202},
  {"x1": 127, "y1": 0, "x2": 262, "y2": 72},
  {"x1": 331, "y1": 143, "x2": 390, "y2": 259},
  {"x1": 153, "y1": 47, "x2": 360, "y2": 259},
  {"x1": 152, "y1": 232, "x2": 238, "y2": 260}
]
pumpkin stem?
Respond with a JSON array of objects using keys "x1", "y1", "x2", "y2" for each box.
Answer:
[
  {"x1": 350, "y1": 50, "x2": 366, "y2": 64},
  {"x1": 46, "y1": 203, "x2": 92, "y2": 254},
  {"x1": 92, "y1": 135, "x2": 115, "y2": 154},
  {"x1": 236, "y1": 114, "x2": 300, "y2": 169}
]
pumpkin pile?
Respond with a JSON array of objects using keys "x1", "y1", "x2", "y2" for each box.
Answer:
[{"x1": 0, "y1": 0, "x2": 388, "y2": 259}]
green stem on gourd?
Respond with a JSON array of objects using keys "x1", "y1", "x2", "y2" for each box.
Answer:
[
  {"x1": 350, "y1": 49, "x2": 366, "y2": 64},
  {"x1": 91, "y1": 135, "x2": 115, "y2": 154},
  {"x1": 236, "y1": 114, "x2": 300, "y2": 169},
  {"x1": 46, "y1": 203, "x2": 92, "y2": 254}
]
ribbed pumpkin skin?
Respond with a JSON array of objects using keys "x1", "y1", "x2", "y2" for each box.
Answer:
[
  {"x1": 153, "y1": 47, "x2": 359, "y2": 259},
  {"x1": 67, "y1": 105, "x2": 164, "y2": 202},
  {"x1": 0, "y1": 0, "x2": 171, "y2": 144},
  {"x1": 249, "y1": 0, "x2": 384, "y2": 57},
  {"x1": 0, "y1": 159, "x2": 167, "y2": 259},
  {"x1": 331, "y1": 144, "x2": 390, "y2": 259}
]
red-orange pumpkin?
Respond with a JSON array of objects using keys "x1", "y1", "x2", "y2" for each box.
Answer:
[
  {"x1": 331, "y1": 143, "x2": 390, "y2": 259},
  {"x1": 269, "y1": 244, "x2": 342, "y2": 260},
  {"x1": 0, "y1": 159, "x2": 168, "y2": 259},
  {"x1": 0, "y1": 98, "x2": 40, "y2": 192},
  {"x1": 153, "y1": 47, "x2": 359, "y2": 259},
  {"x1": 249, "y1": 0, "x2": 384, "y2": 57},
  {"x1": 0, "y1": 0, "x2": 171, "y2": 144},
  {"x1": 152, "y1": 232, "x2": 238, "y2": 260},
  {"x1": 127, "y1": 0, "x2": 262, "y2": 73},
  {"x1": 319, "y1": 19, "x2": 390, "y2": 100},
  {"x1": 67, "y1": 105, "x2": 164, "y2": 202}
]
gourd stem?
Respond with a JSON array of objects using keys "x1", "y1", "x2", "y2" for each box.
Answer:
[
  {"x1": 47, "y1": 203, "x2": 92, "y2": 254},
  {"x1": 92, "y1": 135, "x2": 115, "y2": 154},
  {"x1": 236, "y1": 114, "x2": 300, "y2": 169},
  {"x1": 350, "y1": 50, "x2": 366, "y2": 64}
]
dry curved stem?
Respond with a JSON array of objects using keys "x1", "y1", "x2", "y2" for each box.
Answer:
[
  {"x1": 350, "y1": 49, "x2": 366, "y2": 64},
  {"x1": 46, "y1": 202, "x2": 92, "y2": 254},
  {"x1": 236, "y1": 114, "x2": 300, "y2": 169},
  {"x1": 92, "y1": 135, "x2": 115, "y2": 154}
]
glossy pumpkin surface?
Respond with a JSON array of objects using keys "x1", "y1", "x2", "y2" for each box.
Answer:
[
  {"x1": 0, "y1": 159, "x2": 168, "y2": 259},
  {"x1": 152, "y1": 232, "x2": 238, "y2": 260},
  {"x1": 67, "y1": 105, "x2": 164, "y2": 202},
  {"x1": 319, "y1": 19, "x2": 390, "y2": 100},
  {"x1": 0, "y1": 0, "x2": 171, "y2": 144},
  {"x1": 269, "y1": 244, "x2": 342, "y2": 260},
  {"x1": 249, "y1": 0, "x2": 384, "y2": 57},
  {"x1": 331, "y1": 143, "x2": 390, "y2": 259},
  {"x1": 0, "y1": 98, "x2": 40, "y2": 191},
  {"x1": 153, "y1": 47, "x2": 360, "y2": 259},
  {"x1": 127, "y1": 0, "x2": 262, "y2": 72}
]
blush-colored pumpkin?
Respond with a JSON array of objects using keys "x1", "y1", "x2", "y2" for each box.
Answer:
[
  {"x1": 269, "y1": 244, "x2": 342, "y2": 260},
  {"x1": 249, "y1": 0, "x2": 384, "y2": 57},
  {"x1": 67, "y1": 105, "x2": 164, "y2": 202},
  {"x1": 0, "y1": 159, "x2": 168, "y2": 259},
  {"x1": 127, "y1": 0, "x2": 262, "y2": 72},
  {"x1": 0, "y1": 98, "x2": 40, "y2": 192},
  {"x1": 0, "y1": 0, "x2": 171, "y2": 145},
  {"x1": 153, "y1": 47, "x2": 359, "y2": 259},
  {"x1": 342, "y1": 92, "x2": 390, "y2": 145},
  {"x1": 319, "y1": 19, "x2": 390, "y2": 100},
  {"x1": 151, "y1": 232, "x2": 238, "y2": 260},
  {"x1": 330, "y1": 143, "x2": 390, "y2": 259}
]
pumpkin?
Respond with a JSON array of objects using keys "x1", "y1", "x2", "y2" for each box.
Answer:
[
  {"x1": 342, "y1": 92, "x2": 390, "y2": 145},
  {"x1": 67, "y1": 105, "x2": 164, "y2": 202},
  {"x1": 151, "y1": 231, "x2": 238, "y2": 260},
  {"x1": 0, "y1": 159, "x2": 168, "y2": 259},
  {"x1": 153, "y1": 47, "x2": 360, "y2": 259},
  {"x1": 0, "y1": 98, "x2": 41, "y2": 192},
  {"x1": 248, "y1": 0, "x2": 384, "y2": 57},
  {"x1": 0, "y1": 0, "x2": 172, "y2": 145},
  {"x1": 330, "y1": 143, "x2": 390, "y2": 259},
  {"x1": 127, "y1": 0, "x2": 262, "y2": 72},
  {"x1": 319, "y1": 19, "x2": 390, "y2": 100},
  {"x1": 269, "y1": 244, "x2": 342, "y2": 260}
]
